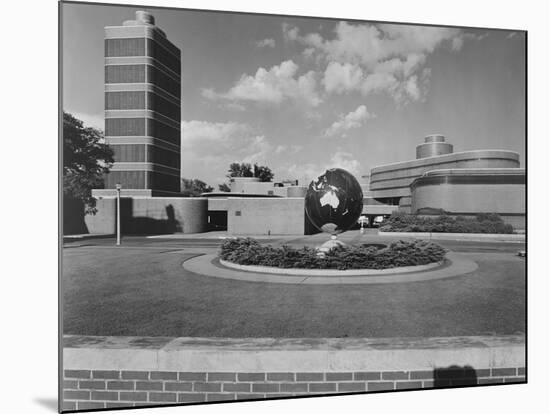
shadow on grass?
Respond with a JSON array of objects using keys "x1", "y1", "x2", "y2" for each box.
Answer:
[{"x1": 434, "y1": 365, "x2": 478, "y2": 387}]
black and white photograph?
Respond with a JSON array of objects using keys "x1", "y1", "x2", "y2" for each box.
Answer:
[{"x1": 58, "y1": 0, "x2": 527, "y2": 412}]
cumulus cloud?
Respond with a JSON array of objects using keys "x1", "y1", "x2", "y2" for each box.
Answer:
[
  {"x1": 181, "y1": 120, "x2": 278, "y2": 184},
  {"x1": 324, "y1": 105, "x2": 374, "y2": 137},
  {"x1": 326, "y1": 151, "x2": 362, "y2": 177},
  {"x1": 275, "y1": 144, "x2": 303, "y2": 154},
  {"x1": 202, "y1": 60, "x2": 322, "y2": 107},
  {"x1": 323, "y1": 62, "x2": 364, "y2": 94},
  {"x1": 256, "y1": 38, "x2": 276, "y2": 48},
  {"x1": 181, "y1": 120, "x2": 251, "y2": 143},
  {"x1": 283, "y1": 21, "x2": 479, "y2": 104},
  {"x1": 285, "y1": 150, "x2": 362, "y2": 184}
]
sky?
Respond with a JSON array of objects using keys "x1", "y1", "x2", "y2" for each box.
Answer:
[{"x1": 62, "y1": 2, "x2": 526, "y2": 188}]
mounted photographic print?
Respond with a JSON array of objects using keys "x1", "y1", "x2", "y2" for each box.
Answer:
[{"x1": 60, "y1": 0, "x2": 526, "y2": 412}]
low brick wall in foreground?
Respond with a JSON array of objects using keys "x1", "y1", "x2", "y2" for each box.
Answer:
[{"x1": 62, "y1": 335, "x2": 526, "y2": 412}]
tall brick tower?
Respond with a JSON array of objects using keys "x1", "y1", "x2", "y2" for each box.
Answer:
[{"x1": 97, "y1": 10, "x2": 181, "y2": 196}]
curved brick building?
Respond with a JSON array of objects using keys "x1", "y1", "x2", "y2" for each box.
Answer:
[{"x1": 362, "y1": 135, "x2": 525, "y2": 229}]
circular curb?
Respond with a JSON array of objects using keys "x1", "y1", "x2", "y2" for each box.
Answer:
[
  {"x1": 183, "y1": 253, "x2": 478, "y2": 285},
  {"x1": 219, "y1": 259, "x2": 443, "y2": 276}
]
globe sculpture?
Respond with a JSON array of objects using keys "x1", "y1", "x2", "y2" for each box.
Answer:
[{"x1": 305, "y1": 168, "x2": 364, "y2": 238}]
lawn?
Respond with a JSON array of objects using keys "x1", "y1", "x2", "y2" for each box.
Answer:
[{"x1": 62, "y1": 240, "x2": 525, "y2": 338}]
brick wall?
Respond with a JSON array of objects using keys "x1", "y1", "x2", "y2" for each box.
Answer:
[
  {"x1": 62, "y1": 335, "x2": 526, "y2": 412},
  {"x1": 63, "y1": 367, "x2": 526, "y2": 411}
]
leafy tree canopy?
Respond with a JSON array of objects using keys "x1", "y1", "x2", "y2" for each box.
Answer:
[
  {"x1": 218, "y1": 182, "x2": 231, "y2": 192},
  {"x1": 181, "y1": 178, "x2": 213, "y2": 197},
  {"x1": 63, "y1": 112, "x2": 114, "y2": 214},
  {"x1": 226, "y1": 162, "x2": 273, "y2": 182},
  {"x1": 253, "y1": 164, "x2": 274, "y2": 182}
]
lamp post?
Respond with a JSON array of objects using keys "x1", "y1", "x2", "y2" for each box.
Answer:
[{"x1": 115, "y1": 183, "x2": 121, "y2": 246}]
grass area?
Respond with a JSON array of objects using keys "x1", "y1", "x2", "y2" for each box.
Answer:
[{"x1": 62, "y1": 242, "x2": 525, "y2": 338}]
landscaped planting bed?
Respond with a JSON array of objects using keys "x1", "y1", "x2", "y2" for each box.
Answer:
[
  {"x1": 219, "y1": 238, "x2": 447, "y2": 270},
  {"x1": 380, "y1": 212, "x2": 514, "y2": 234}
]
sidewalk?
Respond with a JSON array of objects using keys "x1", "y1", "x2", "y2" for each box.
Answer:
[
  {"x1": 378, "y1": 231, "x2": 525, "y2": 242},
  {"x1": 146, "y1": 231, "x2": 304, "y2": 241}
]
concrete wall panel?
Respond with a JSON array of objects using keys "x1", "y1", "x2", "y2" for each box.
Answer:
[
  {"x1": 84, "y1": 198, "x2": 117, "y2": 234},
  {"x1": 227, "y1": 198, "x2": 305, "y2": 235},
  {"x1": 85, "y1": 197, "x2": 207, "y2": 234}
]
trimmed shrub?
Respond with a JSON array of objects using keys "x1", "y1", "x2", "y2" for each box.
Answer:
[
  {"x1": 379, "y1": 212, "x2": 514, "y2": 234},
  {"x1": 219, "y1": 238, "x2": 447, "y2": 270}
]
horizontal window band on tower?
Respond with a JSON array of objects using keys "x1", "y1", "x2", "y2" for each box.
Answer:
[
  {"x1": 105, "y1": 83, "x2": 180, "y2": 105},
  {"x1": 148, "y1": 92, "x2": 180, "y2": 121},
  {"x1": 105, "y1": 91, "x2": 146, "y2": 110},
  {"x1": 104, "y1": 170, "x2": 147, "y2": 189},
  {"x1": 105, "y1": 64, "x2": 146, "y2": 83},
  {"x1": 105, "y1": 56, "x2": 181, "y2": 84},
  {"x1": 104, "y1": 30, "x2": 181, "y2": 60},
  {"x1": 148, "y1": 145, "x2": 180, "y2": 169},
  {"x1": 110, "y1": 144, "x2": 146, "y2": 163},
  {"x1": 108, "y1": 144, "x2": 180, "y2": 168},
  {"x1": 105, "y1": 36, "x2": 181, "y2": 62},
  {"x1": 105, "y1": 118, "x2": 145, "y2": 136},
  {"x1": 105, "y1": 24, "x2": 181, "y2": 57},
  {"x1": 147, "y1": 118, "x2": 180, "y2": 144},
  {"x1": 111, "y1": 162, "x2": 180, "y2": 177},
  {"x1": 105, "y1": 118, "x2": 180, "y2": 146},
  {"x1": 105, "y1": 64, "x2": 181, "y2": 98},
  {"x1": 148, "y1": 171, "x2": 181, "y2": 192},
  {"x1": 147, "y1": 65, "x2": 180, "y2": 98},
  {"x1": 105, "y1": 36, "x2": 181, "y2": 79},
  {"x1": 105, "y1": 137, "x2": 180, "y2": 153},
  {"x1": 105, "y1": 110, "x2": 180, "y2": 130},
  {"x1": 147, "y1": 38, "x2": 180, "y2": 73},
  {"x1": 105, "y1": 38, "x2": 145, "y2": 57},
  {"x1": 105, "y1": 170, "x2": 181, "y2": 192}
]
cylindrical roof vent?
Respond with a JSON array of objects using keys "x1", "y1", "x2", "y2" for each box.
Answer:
[
  {"x1": 416, "y1": 134, "x2": 453, "y2": 159},
  {"x1": 135, "y1": 11, "x2": 155, "y2": 25}
]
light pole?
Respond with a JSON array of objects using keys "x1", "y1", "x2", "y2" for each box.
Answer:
[{"x1": 115, "y1": 183, "x2": 121, "y2": 246}]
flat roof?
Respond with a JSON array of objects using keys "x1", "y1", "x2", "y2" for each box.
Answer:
[{"x1": 368, "y1": 149, "x2": 520, "y2": 175}]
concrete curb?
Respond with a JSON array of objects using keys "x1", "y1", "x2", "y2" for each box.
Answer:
[
  {"x1": 63, "y1": 233, "x2": 114, "y2": 241},
  {"x1": 63, "y1": 334, "x2": 525, "y2": 372},
  {"x1": 219, "y1": 258, "x2": 443, "y2": 276},
  {"x1": 378, "y1": 231, "x2": 525, "y2": 242},
  {"x1": 183, "y1": 253, "x2": 478, "y2": 285}
]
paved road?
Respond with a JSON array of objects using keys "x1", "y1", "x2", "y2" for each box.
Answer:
[{"x1": 62, "y1": 234, "x2": 526, "y2": 338}]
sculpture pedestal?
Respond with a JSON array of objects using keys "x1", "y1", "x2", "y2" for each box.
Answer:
[{"x1": 316, "y1": 236, "x2": 346, "y2": 258}]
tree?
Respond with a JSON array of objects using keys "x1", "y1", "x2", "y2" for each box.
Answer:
[
  {"x1": 226, "y1": 162, "x2": 253, "y2": 178},
  {"x1": 181, "y1": 178, "x2": 213, "y2": 197},
  {"x1": 63, "y1": 112, "x2": 114, "y2": 214},
  {"x1": 218, "y1": 182, "x2": 231, "y2": 192},
  {"x1": 253, "y1": 163, "x2": 274, "y2": 182},
  {"x1": 226, "y1": 162, "x2": 273, "y2": 182}
]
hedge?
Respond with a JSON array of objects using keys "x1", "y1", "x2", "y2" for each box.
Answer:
[
  {"x1": 379, "y1": 212, "x2": 514, "y2": 234},
  {"x1": 219, "y1": 238, "x2": 447, "y2": 270}
]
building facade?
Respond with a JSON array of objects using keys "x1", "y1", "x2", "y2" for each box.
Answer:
[
  {"x1": 99, "y1": 10, "x2": 182, "y2": 196},
  {"x1": 363, "y1": 135, "x2": 525, "y2": 229}
]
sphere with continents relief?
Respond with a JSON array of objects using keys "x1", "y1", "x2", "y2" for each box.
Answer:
[{"x1": 305, "y1": 168, "x2": 364, "y2": 235}]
